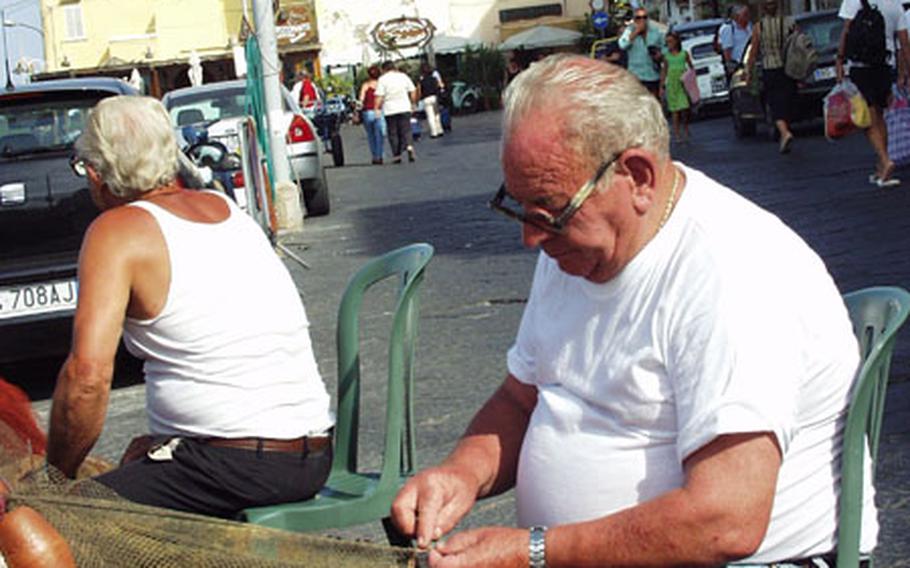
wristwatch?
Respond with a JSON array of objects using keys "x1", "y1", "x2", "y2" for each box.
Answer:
[{"x1": 529, "y1": 525, "x2": 547, "y2": 568}]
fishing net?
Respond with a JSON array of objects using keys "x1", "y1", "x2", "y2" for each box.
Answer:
[{"x1": 0, "y1": 424, "x2": 418, "y2": 567}]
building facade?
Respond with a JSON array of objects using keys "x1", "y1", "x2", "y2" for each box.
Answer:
[
  {"x1": 316, "y1": 0, "x2": 594, "y2": 67},
  {"x1": 37, "y1": 0, "x2": 321, "y2": 96}
]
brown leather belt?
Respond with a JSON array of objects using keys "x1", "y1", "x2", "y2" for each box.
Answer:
[{"x1": 199, "y1": 435, "x2": 331, "y2": 454}]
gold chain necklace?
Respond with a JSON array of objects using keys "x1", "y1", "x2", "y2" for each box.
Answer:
[{"x1": 659, "y1": 167, "x2": 681, "y2": 229}]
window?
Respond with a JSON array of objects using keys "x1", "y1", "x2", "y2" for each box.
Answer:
[
  {"x1": 62, "y1": 4, "x2": 85, "y2": 40},
  {"x1": 499, "y1": 4, "x2": 562, "y2": 24}
]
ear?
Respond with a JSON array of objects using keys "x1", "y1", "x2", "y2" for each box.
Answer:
[{"x1": 618, "y1": 151, "x2": 658, "y2": 216}]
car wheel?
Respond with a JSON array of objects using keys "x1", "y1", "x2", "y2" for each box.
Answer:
[
  {"x1": 733, "y1": 111, "x2": 756, "y2": 138},
  {"x1": 302, "y1": 170, "x2": 330, "y2": 217},
  {"x1": 330, "y1": 132, "x2": 344, "y2": 167}
]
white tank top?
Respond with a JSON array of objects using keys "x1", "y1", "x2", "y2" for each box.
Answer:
[{"x1": 122, "y1": 192, "x2": 333, "y2": 438}]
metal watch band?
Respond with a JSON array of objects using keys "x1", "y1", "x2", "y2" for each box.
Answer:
[{"x1": 529, "y1": 525, "x2": 547, "y2": 568}]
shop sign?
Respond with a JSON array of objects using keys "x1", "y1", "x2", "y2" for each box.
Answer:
[
  {"x1": 371, "y1": 16, "x2": 436, "y2": 50},
  {"x1": 275, "y1": 0, "x2": 318, "y2": 46}
]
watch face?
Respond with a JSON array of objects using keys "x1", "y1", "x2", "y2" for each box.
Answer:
[{"x1": 591, "y1": 0, "x2": 605, "y2": 10}]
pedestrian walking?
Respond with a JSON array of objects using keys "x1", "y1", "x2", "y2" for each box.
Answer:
[
  {"x1": 720, "y1": 4, "x2": 753, "y2": 76},
  {"x1": 618, "y1": 8, "x2": 666, "y2": 96},
  {"x1": 837, "y1": 0, "x2": 910, "y2": 186},
  {"x1": 375, "y1": 61, "x2": 418, "y2": 164},
  {"x1": 358, "y1": 65, "x2": 385, "y2": 165},
  {"x1": 744, "y1": 0, "x2": 798, "y2": 153},
  {"x1": 291, "y1": 69, "x2": 320, "y2": 111},
  {"x1": 660, "y1": 31, "x2": 694, "y2": 143},
  {"x1": 418, "y1": 62, "x2": 445, "y2": 139}
]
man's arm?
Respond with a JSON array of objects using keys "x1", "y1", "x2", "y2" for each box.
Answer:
[
  {"x1": 391, "y1": 374, "x2": 537, "y2": 547},
  {"x1": 47, "y1": 212, "x2": 133, "y2": 478},
  {"x1": 836, "y1": 19, "x2": 851, "y2": 82},
  {"x1": 618, "y1": 25, "x2": 637, "y2": 50},
  {"x1": 429, "y1": 432, "x2": 782, "y2": 568},
  {"x1": 719, "y1": 24, "x2": 734, "y2": 65},
  {"x1": 897, "y1": 29, "x2": 910, "y2": 87}
]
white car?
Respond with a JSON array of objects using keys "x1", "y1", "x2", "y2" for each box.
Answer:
[
  {"x1": 681, "y1": 34, "x2": 729, "y2": 107},
  {"x1": 162, "y1": 80, "x2": 329, "y2": 216}
]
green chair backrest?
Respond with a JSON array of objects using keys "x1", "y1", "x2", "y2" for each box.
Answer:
[
  {"x1": 838, "y1": 286, "x2": 910, "y2": 568},
  {"x1": 332, "y1": 243, "x2": 434, "y2": 489}
]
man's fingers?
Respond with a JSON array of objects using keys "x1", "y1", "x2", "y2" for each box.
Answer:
[
  {"x1": 433, "y1": 495, "x2": 471, "y2": 537},
  {"x1": 415, "y1": 487, "x2": 445, "y2": 547},
  {"x1": 390, "y1": 482, "x2": 419, "y2": 537}
]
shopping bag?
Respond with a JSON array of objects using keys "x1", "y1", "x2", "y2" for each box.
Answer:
[
  {"x1": 825, "y1": 80, "x2": 866, "y2": 140},
  {"x1": 850, "y1": 88, "x2": 871, "y2": 129},
  {"x1": 886, "y1": 86, "x2": 910, "y2": 165},
  {"x1": 681, "y1": 67, "x2": 700, "y2": 105}
]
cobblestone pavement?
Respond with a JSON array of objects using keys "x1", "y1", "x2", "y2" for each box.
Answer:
[{"x1": 29, "y1": 108, "x2": 910, "y2": 564}]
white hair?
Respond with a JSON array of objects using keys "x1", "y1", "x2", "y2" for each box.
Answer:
[
  {"x1": 75, "y1": 95, "x2": 179, "y2": 199},
  {"x1": 501, "y1": 54, "x2": 669, "y2": 171}
]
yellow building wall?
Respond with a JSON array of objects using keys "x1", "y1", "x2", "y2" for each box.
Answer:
[{"x1": 42, "y1": 0, "x2": 245, "y2": 73}]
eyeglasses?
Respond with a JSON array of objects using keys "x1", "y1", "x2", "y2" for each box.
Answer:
[
  {"x1": 69, "y1": 155, "x2": 88, "y2": 177},
  {"x1": 489, "y1": 151, "x2": 621, "y2": 234},
  {"x1": 634, "y1": 15, "x2": 648, "y2": 19}
]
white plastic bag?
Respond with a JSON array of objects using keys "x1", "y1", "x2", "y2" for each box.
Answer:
[{"x1": 825, "y1": 79, "x2": 867, "y2": 140}]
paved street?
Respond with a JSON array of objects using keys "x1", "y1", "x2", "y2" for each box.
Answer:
[{"x1": 26, "y1": 108, "x2": 910, "y2": 564}]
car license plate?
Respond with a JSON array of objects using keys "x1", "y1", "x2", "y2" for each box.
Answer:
[
  {"x1": 0, "y1": 279, "x2": 78, "y2": 320},
  {"x1": 814, "y1": 67, "x2": 836, "y2": 81},
  {"x1": 712, "y1": 76, "x2": 727, "y2": 92}
]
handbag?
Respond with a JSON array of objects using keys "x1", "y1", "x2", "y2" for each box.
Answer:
[
  {"x1": 681, "y1": 67, "x2": 700, "y2": 105},
  {"x1": 886, "y1": 86, "x2": 910, "y2": 165}
]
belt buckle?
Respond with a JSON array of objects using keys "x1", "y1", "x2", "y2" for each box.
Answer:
[{"x1": 147, "y1": 437, "x2": 182, "y2": 461}]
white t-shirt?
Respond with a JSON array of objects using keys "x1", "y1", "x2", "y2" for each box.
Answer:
[
  {"x1": 376, "y1": 70, "x2": 416, "y2": 116},
  {"x1": 122, "y1": 193, "x2": 334, "y2": 439},
  {"x1": 508, "y1": 164, "x2": 876, "y2": 562},
  {"x1": 839, "y1": 0, "x2": 907, "y2": 66}
]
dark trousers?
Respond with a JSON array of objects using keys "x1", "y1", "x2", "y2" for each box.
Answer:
[
  {"x1": 385, "y1": 112, "x2": 412, "y2": 158},
  {"x1": 95, "y1": 437, "x2": 332, "y2": 519},
  {"x1": 762, "y1": 67, "x2": 796, "y2": 123}
]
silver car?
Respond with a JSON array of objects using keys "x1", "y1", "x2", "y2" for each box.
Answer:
[{"x1": 162, "y1": 79, "x2": 329, "y2": 216}]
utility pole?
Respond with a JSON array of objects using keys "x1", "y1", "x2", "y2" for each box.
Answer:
[{"x1": 250, "y1": 0, "x2": 304, "y2": 229}]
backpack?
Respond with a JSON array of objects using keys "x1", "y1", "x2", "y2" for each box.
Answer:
[
  {"x1": 845, "y1": 0, "x2": 888, "y2": 66},
  {"x1": 783, "y1": 22, "x2": 818, "y2": 81}
]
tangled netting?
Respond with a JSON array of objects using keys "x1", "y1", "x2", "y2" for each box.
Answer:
[{"x1": 0, "y1": 420, "x2": 418, "y2": 567}]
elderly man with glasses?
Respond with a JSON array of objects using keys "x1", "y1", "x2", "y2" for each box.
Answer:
[
  {"x1": 391, "y1": 54, "x2": 873, "y2": 568},
  {"x1": 618, "y1": 8, "x2": 666, "y2": 96}
]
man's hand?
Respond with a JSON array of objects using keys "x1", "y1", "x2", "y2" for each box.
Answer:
[
  {"x1": 428, "y1": 527, "x2": 528, "y2": 568},
  {"x1": 391, "y1": 463, "x2": 481, "y2": 548}
]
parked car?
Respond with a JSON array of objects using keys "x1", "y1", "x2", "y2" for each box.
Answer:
[
  {"x1": 0, "y1": 77, "x2": 139, "y2": 363},
  {"x1": 162, "y1": 80, "x2": 330, "y2": 216},
  {"x1": 671, "y1": 19, "x2": 728, "y2": 110},
  {"x1": 729, "y1": 9, "x2": 842, "y2": 138},
  {"x1": 682, "y1": 34, "x2": 730, "y2": 109}
]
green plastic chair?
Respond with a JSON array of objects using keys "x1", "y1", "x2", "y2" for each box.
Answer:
[
  {"x1": 837, "y1": 286, "x2": 910, "y2": 568},
  {"x1": 241, "y1": 243, "x2": 434, "y2": 542}
]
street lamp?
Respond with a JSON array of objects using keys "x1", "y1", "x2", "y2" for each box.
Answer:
[
  {"x1": 2, "y1": 16, "x2": 44, "y2": 88},
  {"x1": 2, "y1": 9, "x2": 12, "y2": 90}
]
